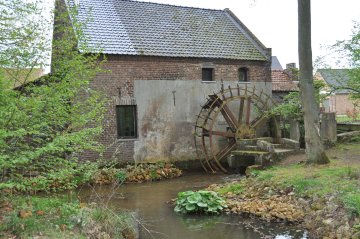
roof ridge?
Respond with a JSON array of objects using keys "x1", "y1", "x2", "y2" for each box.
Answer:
[
  {"x1": 118, "y1": 0, "x2": 224, "y2": 12},
  {"x1": 223, "y1": 8, "x2": 271, "y2": 61}
]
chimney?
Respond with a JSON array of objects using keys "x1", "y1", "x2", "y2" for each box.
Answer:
[
  {"x1": 285, "y1": 63, "x2": 298, "y2": 81},
  {"x1": 286, "y1": 63, "x2": 296, "y2": 70}
]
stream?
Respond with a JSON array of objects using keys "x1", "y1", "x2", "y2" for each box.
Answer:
[{"x1": 78, "y1": 172, "x2": 307, "y2": 239}]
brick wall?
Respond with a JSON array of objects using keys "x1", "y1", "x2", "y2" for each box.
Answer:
[
  {"x1": 329, "y1": 94, "x2": 357, "y2": 115},
  {"x1": 82, "y1": 55, "x2": 271, "y2": 162}
]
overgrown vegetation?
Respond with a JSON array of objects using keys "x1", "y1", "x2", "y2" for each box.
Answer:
[
  {"x1": 0, "y1": 195, "x2": 136, "y2": 238},
  {"x1": 0, "y1": 0, "x2": 106, "y2": 192},
  {"x1": 174, "y1": 190, "x2": 227, "y2": 214},
  {"x1": 91, "y1": 162, "x2": 183, "y2": 185}
]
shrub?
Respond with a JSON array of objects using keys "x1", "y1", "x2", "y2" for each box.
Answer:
[{"x1": 174, "y1": 190, "x2": 227, "y2": 214}]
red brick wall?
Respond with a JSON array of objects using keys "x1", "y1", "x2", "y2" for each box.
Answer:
[
  {"x1": 329, "y1": 94, "x2": 357, "y2": 115},
  {"x1": 82, "y1": 55, "x2": 271, "y2": 162}
]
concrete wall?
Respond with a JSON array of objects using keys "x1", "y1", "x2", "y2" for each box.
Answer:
[
  {"x1": 134, "y1": 80, "x2": 272, "y2": 162},
  {"x1": 83, "y1": 55, "x2": 271, "y2": 163}
]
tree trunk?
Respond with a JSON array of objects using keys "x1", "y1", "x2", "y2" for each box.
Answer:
[{"x1": 298, "y1": 0, "x2": 329, "y2": 164}]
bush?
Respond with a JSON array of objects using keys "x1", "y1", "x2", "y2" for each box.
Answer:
[{"x1": 174, "y1": 190, "x2": 227, "y2": 214}]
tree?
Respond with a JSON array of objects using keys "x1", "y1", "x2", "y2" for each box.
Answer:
[
  {"x1": 333, "y1": 22, "x2": 360, "y2": 99},
  {"x1": 297, "y1": 0, "x2": 329, "y2": 164},
  {"x1": 0, "y1": 0, "x2": 107, "y2": 192}
]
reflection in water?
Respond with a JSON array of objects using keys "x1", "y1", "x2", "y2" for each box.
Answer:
[{"x1": 78, "y1": 173, "x2": 307, "y2": 239}]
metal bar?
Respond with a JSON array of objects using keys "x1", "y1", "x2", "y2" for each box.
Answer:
[{"x1": 228, "y1": 85, "x2": 233, "y2": 97}]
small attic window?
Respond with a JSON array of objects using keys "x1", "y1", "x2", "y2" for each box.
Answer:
[
  {"x1": 202, "y1": 68, "x2": 214, "y2": 82},
  {"x1": 238, "y1": 68, "x2": 249, "y2": 82}
]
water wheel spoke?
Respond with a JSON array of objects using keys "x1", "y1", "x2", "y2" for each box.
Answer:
[
  {"x1": 245, "y1": 97, "x2": 252, "y2": 125},
  {"x1": 251, "y1": 115, "x2": 269, "y2": 129},
  {"x1": 238, "y1": 97, "x2": 245, "y2": 125},
  {"x1": 203, "y1": 129, "x2": 235, "y2": 138},
  {"x1": 220, "y1": 104, "x2": 239, "y2": 131},
  {"x1": 212, "y1": 140, "x2": 236, "y2": 173}
]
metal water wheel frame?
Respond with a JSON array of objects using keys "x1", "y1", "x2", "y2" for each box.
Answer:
[{"x1": 194, "y1": 84, "x2": 274, "y2": 173}]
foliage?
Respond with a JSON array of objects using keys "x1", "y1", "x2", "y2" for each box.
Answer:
[
  {"x1": 271, "y1": 92, "x2": 302, "y2": 120},
  {"x1": 331, "y1": 22, "x2": 360, "y2": 99},
  {"x1": 0, "y1": 195, "x2": 135, "y2": 238},
  {"x1": 174, "y1": 190, "x2": 227, "y2": 214},
  {"x1": 125, "y1": 162, "x2": 182, "y2": 183},
  {"x1": 90, "y1": 162, "x2": 182, "y2": 184},
  {"x1": 270, "y1": 80, "x2": 326, "y2": 120},
  {"x1": 0, "y1": 1, "x2": 107, "y2": 192}
]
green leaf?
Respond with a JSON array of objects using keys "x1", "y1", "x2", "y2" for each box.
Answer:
[{"x1": 185, "y1": 203, "x2": 196, "y2": 211}]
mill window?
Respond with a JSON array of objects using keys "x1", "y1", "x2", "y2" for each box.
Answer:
[{"x1": 116, "y1": 105, "x2": 137, "y2": 138}]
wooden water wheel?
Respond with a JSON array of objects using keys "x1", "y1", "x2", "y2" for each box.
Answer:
[{"x1": 194, "y1": 84, "x2": 274, "y2": 173}]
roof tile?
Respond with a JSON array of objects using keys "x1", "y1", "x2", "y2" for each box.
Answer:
[{"x1": 72, "y1": 0, "x2": 269, "y2": 61}]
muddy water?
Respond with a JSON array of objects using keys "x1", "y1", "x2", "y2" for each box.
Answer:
[{"x1": 78, "y1": 173, "x2": 307, "y2": 239}]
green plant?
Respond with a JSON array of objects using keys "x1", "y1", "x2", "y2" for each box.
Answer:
[
  {"x1": 343, "y1": 193, "x2": 360, "y2": 215},
  {"x1": 174, "y1": 190, "x2": 227, "y2": 214},
  {"x1": 0, "y1": 1, "x2": 107, "y2": 193},
  {"x1": 353, "y1": 223, "x2": 360, "y2": 232},
  {"x1": 115, "y1": 170, "x2": 127, "y2": 183}
]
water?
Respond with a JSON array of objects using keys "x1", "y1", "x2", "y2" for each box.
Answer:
[{"x1": 78, "y1": 173, "x2": 307, "y2": 239}]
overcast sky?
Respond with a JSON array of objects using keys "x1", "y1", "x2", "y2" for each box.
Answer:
[{"x1": 44, "y1": 0, "x2": 360, "y2": 69}]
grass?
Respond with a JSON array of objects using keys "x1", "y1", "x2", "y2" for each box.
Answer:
[
  {"x1": 336, "y1": 114, "x2": 360, "y2": 123},
  {"x1": 251, "y1": 144, "x2": 360, "y2": 215},
  {"x1": 0, "y1": 195, "x2": 136, "y2": 238},
  {"x1": 217, "y1": 183, "x2": 244, "y2": 195}
]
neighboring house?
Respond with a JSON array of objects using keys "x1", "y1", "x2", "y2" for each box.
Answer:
[
  {"x1": 314, "y1": 69, "x2": 356, "y2": 115},
  {"x1": 54, "y1": 0, "x2": 272, "y2": 163},
  {"x1": 271, "y1": 58, "x2": 299, "y2": 103}
]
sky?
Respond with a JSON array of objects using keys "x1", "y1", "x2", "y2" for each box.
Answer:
[{"x1": 43, "y1": 0, "x2": 360, "y2": 70}]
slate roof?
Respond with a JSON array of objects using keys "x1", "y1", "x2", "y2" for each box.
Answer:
[
  {"x1": 71, "y1": 0, "x2": 270, "y2": 61},
  {"x1": 272, "y1": 70, "x2": 298, "y2": 92},
  {"x1": 317, "y1": 69, "x2": 351, "y2": 94},
  {"x1": 271, "y1": 56, "x2": 283, "y2": 70}
]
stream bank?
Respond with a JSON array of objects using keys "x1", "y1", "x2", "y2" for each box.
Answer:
[
  {"x1": 206, "y1": 143, "x2": 360, "y2": 239},
  {"x1": 79, "y1": 173, "x2": 307, "y2": 239}
]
